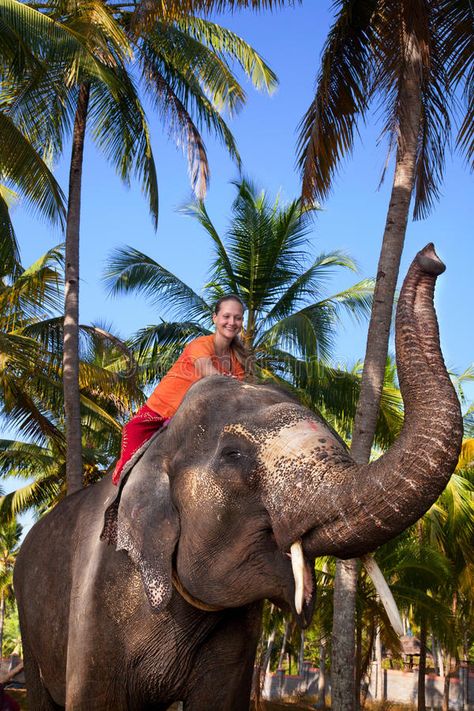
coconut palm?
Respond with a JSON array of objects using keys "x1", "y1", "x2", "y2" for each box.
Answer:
[
  {"x1": 297, "y1": 3, "x2": 472, "y2": 705},
  {"x1": 0, "y1": 517, "x2": 22, "y2": 656},
  {"x1": 0, "y1": 323, "x2": 144, "y2": 519},
  {"x1": 104, "y1": 177, "x2": 375, "y2": 416},
  {"x1": 0, "y1": 246, "x2": 66, "y2": 450},
  {"x1": 0, "y1": 248, "x2": 144, "y2": 518},
  {"x1": 0, "y1": 0, "x2": 119, "y2": 270},
  {"x1": 421, "y1": 453, "x2": 474, "y2": 711}
]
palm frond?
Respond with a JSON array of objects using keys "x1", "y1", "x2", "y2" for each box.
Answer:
[
  {"x1": 145, "y1": 19, "x2": 247, "y2": 115},
  {"x1": 140, "y1": 33, "x2": 241, "y2": 197},
  {"x1": 174, "y1": 16, "x2": 278, "y2": 95},
  {"x1": 0, "y1": 475, "x2": 63, "y2": 520},
  {"x1": 263, "y1": 252, "x2": 361, "y2": 327},
  {"x1": 0, "y1": 188, "x2": 20, "y2": 276},
  {"x1": 315, "y1": 277, "x2": 374, "y2": 323},
  {"x1": 181, "y1": 200, "x2": 239, "y2": 293},
  {"x1": 0, "y1": 439, "x2": 56, "y2": 477},
  {"x1": 0, "y1": 0, "x2": 115, "y2": 84},
  {"x1": 0, "y1": 378, "x2": 65, "y2": 452},
  {"x1": 131, "y1": 320, "x2": 211, "y2": 358},
  {"x1": 297, "y1": 0, "x2": 375, "y2": 203},
  {"x1": 64, "y1": 0, "x2": 132, "y2": 66},
  {"x1": 103, "y1": 245, "x2": 211, "y2": 321},
  {"x1": 0, "y1": 246, "x2": 63, "y2": 329},
  {"x1": 437, "y1": 0, "x2": 474, "y2": 167},
  {"x1": 456, "y1": 439, "x2": 474, "y2": 471},
  {"x1": 129, "y1": 0, "x2": 295, "y2": 31},
  {"x1": 258, "y1": 303, "x2": 337, "y2": 362},
  {"x1": 0, "y1": 110, "x2": 66, "y2": 224},
  {"x1": 88, "y1": 69, "x2": 159, "y2": 227}
]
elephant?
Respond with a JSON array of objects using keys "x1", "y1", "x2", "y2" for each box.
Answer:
[{"x1": 14, "y1": 244, "x2": 462, "y2": 710}]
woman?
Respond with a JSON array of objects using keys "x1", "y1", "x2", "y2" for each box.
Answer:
[{"x1": 113, "y1": 294, "x2": 247, "y2": 484}]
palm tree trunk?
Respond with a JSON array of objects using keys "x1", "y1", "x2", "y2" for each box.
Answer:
[
  {"x1": 350, "y1": 28, "x2": 423, "y2": 463},
  {"x1": 262, "y1": 627, "x2": 276, "y2": 676},
  {"x1": 418, "y1": 615, "x2": 427, "y2": 711},
  {"x1": 331, "y1": 559, "x2": 358, "y2": 711},
  {"x1": 298, "y1": 629, "x2": 305, "y2": 676},
  {"x1": 360, "y1": 618, "x2": 376, "y2": 707},
  {"x1": 253, "y1": 615, "x2": 276, "y2": 700},
  {"x1": 0, "y1": 592, "x2": 4, "y2": 658},
  {"x1": 355, "y1": 604, "x2": 362, "y2": 710},
  {"x1": 375, "y1": 623, "x2": 383, "y2": 701},
  {"x1": 331, "y1": 30, "x2": 423, "y2": 711},
  {"x1": 316, "y1": 638, "x2": 328, "y2": 709},
  {"x1": 442, "y1": 653, "x2": 451, "y2": 711},
  {"x1": 64, "y1": 82, "x2": 90, "y2": 495},
  {"x1": 278, "y1": 618, "x2": 290, "y2": 669}
]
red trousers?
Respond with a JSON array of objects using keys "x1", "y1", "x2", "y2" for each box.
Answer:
[{"x1": 112, "y1": 404, "x2": 169, "y2": 485}]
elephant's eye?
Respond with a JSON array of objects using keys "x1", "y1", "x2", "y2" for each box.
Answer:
[{"x1": 221, "y1": 447, "x2": 242, "y2": 460}]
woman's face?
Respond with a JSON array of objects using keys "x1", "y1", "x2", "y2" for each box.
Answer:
[{"x1": 212, "y1": 299, "x2": 244, "y2": 341}]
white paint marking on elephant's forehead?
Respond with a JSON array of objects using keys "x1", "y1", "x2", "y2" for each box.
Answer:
[{"x1": 260, "y1": 420, "x2": 339, "y2": 467}]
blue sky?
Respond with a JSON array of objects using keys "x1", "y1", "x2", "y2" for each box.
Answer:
[{"x1": 10, "y1": 1, "x2": 474, "y2": 411}]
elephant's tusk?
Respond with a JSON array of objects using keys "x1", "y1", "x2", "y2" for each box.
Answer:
[
  {"x1": 290, "y1": 540, "x2": 304, "y2": 615},
  {"x1": 360, "y1": 554, "x2": 403, "y2": 636}
]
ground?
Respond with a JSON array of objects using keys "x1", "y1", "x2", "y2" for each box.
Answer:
[
  {"x1": 6, "y1": 693, "x2": 315, "y2": 710},
  {"x1": 6, "y1": 689, "x2": 418, "y2": 710}
]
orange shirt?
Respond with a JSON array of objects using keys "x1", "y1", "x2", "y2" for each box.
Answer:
[{"x1": 146, "y1": 334, "x2": 245, "y2": 418}]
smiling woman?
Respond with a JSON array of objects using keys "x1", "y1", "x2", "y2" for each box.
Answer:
[{"x1": 112, "y1": 294, "x2": 249, "y2": 484}]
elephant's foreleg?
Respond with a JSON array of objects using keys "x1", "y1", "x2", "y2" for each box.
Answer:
[{"x1": 183, "y1": 604, "x2": 261, "y2": 711}]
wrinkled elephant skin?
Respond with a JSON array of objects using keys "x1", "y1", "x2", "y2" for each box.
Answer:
[{"x1": 14, "y1": 244, "x2": 462, "y2": 710}]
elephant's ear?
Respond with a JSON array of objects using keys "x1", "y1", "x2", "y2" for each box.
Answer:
[{"x1": 101, "y1": 449, "x2": 180, "y2": 613}]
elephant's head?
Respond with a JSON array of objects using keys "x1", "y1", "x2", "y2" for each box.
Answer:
[{"x1": 102, "y1": 244, "x2": 462, "y2": 628}]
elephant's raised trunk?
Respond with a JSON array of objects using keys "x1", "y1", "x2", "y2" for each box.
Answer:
[{"x1": 267, "y1": 244, "x2": 463, "y2": 559}]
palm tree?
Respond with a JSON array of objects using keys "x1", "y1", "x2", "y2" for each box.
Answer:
[
  {"x1": 0, "y1": 0, "x2": 109, "y2": 270},
  {"x1": 0, "y1": 246, "x2": 65, "y2": 451},
  {"x1": 6, "y1": 0, "x2": 283, "y2": 494},
  {"x1": 104, "y1": 177, "x2": 375, "y2": 410},
  {"x1": 0, "y1": 517, "x2": 22, "y2": 656},
  {"x1": 0, "y1": 320, "x2": 145, "y2": 518},
  {"x1": 0, "y1": 248, "x2": 143, "y2": 518},
  {"x1": 422, "y1": 462, "x2": 474, "y2": 710},
  {"x1": 297, "y1": 3, "x2": 472, "y2": 706}
]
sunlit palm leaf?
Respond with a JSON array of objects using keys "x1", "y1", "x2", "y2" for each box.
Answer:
[
  {"x1": 456, "y1": 439, "x2": 474, "y2": 471},
  {"x1": 140, "y1": 33, "x2": 240, "y2": 197},
  {"x1": 0, "y1": 0, "x2": 113, "y2": 83},
  {"x1": 315, "y1": 277, "x2": 374, "y2": 323},
  {"x1": 0, "y1": 187, "x2": 20, "y2": 276},
  {"x1": 130, "y1": 0, "x2": 295, "y2": 31},
  {"x1": 0, "y1": 246, "x2": 63, "y2": 330},
  {"x1": 0, "y1": 110, "x2": 65, "y2": 225},
  {"x1": 0, "y1": 379, "x2": 65, "y2": 451},
  {"x1": 259, "y1": 303, "x2": 338, "y2": 362},
  {"x1": 174, "y1": 16, "x2": 278, "y2": 96},
  {"x1": 0, "y1": 475, "x2": 63, "y2": 520},
  {"x1": 0, "y1": 439, "x2": 57, "y2": 477},
  {"x1": 145, "y1": 20, "x2": 247, "y2": 115},
  {"x1": 0, "y1": 331, "x2": 39, "y2": 373},
  {"x1": 104, "y1": 245, "x2": 211, "y2": 321},
  {"x1": 88, "y1": 69, "x2": 159, "y2": 226},
  {"x1": 263, "y1": 254, "x2": 361, "y2": 327},
  {"x1": 181, "y1": 200, "x2": 239, "y2": 293}
]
